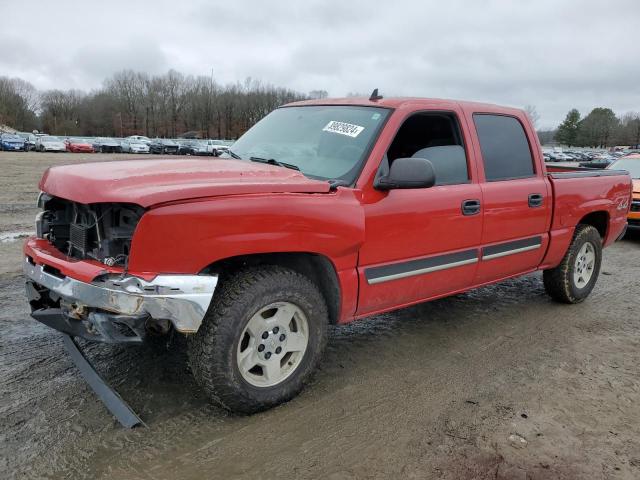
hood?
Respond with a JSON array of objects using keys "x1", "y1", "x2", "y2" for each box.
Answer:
[{"x1": 40, "y1": 158, "x2": 331, "y2": 207}]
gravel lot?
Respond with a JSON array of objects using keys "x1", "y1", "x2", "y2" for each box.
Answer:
[{"x1": 1, "y1": 151, "x2": 639, "y2": 479}]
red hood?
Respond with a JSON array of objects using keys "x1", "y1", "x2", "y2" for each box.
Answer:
[{"x1": 40, "y1": 159, "x2": 331, "y2": 207}]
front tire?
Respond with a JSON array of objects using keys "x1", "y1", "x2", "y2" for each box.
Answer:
[
  {"x1": 543, "y1": 224, "x2": 602, "y2": 303},
  {"x1": 188, "y1": 266, "x2": 329, "y2": 414}
]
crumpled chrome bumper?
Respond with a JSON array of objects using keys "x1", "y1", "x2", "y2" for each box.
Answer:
[{"x1": 23, "y1": 257, "x2": 217, "y2": 336}]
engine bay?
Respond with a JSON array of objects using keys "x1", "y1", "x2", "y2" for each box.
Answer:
[{"x1": 36, "y1": 193, "x2": 145, "y2": 266}]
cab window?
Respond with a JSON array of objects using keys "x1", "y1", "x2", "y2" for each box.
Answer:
[
  {"x1": 473, "y1": 114, "x2": 535, "y2": 181},
  {"x1": 386, "y1": 112, "x2": 469, "y2": 186}
]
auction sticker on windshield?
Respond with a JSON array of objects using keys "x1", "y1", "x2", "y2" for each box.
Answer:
[{"x1": 322, "y1": 121, "x2": 365, "y2": 138}]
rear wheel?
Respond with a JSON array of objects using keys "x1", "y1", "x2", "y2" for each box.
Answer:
[
  {"x1": 188, "y1": 266, "x2": 328, "y2": 414},
  {"x1": 543, "y1": 224, "x2": 602, "y2": 303}
]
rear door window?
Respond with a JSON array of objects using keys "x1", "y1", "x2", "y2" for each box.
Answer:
[{"x1": 473, "y1": 114, "x2": 535, "y2": 181}]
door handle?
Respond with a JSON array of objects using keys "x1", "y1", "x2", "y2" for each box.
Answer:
[
  {"x1": 462, "y1": 199, "x2": 481, "y2": 216},
  {"x1": 528, "y1": 193, "x2": 544, "y2": 208}
]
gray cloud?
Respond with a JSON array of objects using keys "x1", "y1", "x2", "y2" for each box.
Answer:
[{"x1": 1, "y1": 0, "x2": 638, "y2": 128}]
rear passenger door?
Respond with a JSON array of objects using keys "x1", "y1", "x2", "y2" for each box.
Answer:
[{"x1": 469, "y1": 112, "x2": 552, "y2": 284}]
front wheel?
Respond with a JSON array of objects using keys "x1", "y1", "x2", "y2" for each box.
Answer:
[
  {"x1": 543, "y1": 224, "x2": 602, "y2": 303},
  {"x1": 188, "y1": 266, "x2": 328, "y2": 414}
]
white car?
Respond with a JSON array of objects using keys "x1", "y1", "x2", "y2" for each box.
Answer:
[
  {"x1": 121, "y1": 139, "x2": 150, "y2": 154},
  {"x1": 203, "y1": 140, "x2": 230, "y2": 156},
  {"x1": 35, "y1": 136, "x2": 66, "y2": 152},
  {"x1": 126, "y1": 135, "x2": 151, "y2": 145}
]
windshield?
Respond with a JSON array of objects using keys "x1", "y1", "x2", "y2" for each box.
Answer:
[
  {"x1": 610, "y1": 158, "x2": 640, "y2": 178},
  {"x1": 229, "y1": 105, "x2": 390, "y2": 183},
  {"x1": 42, "y1": 136, "x2": 59, "y2": 141}
]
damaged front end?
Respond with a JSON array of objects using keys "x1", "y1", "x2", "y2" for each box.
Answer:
[
  {"x1": 36, "y1": 192, "x2": 143, "y2": 267},
  {"x1": 24, "y1": 193, "x2": 220, "y2": 428},
  {"x1": 25, "y1": 193, "x2": 218, "y2": 344}
]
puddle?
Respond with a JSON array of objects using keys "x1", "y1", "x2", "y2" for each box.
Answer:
[{"x1": 0, "y1": 231, "x2": 33, "y2": 243}]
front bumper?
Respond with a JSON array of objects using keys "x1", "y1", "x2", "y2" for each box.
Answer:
[{"x1": 24, "y1": 257, "x2": 217, "y2": 342}]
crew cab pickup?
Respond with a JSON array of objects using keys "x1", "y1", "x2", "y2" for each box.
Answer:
[{"x1": 24, "y1": 96, "x2": 632, "y2": 415}]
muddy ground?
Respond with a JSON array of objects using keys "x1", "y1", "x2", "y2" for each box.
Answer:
[{"x1": 1, "y1": 151, "x2": 639, "y2": 479}]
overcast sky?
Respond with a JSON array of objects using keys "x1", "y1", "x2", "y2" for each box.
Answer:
[{"x1": 2, "y1": 0, "x2": 638, "y2": 128}]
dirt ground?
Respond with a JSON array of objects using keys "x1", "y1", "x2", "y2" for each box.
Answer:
[{"x1": 1, "y1": 151, "x2": 639, "y2": 479}]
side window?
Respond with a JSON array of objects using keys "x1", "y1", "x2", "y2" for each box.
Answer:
[
  {"x1": 387, "y1": 113, "x2": 469, "y2": 186},
  {"x1": 473, "y1": 114, "x2": 535, "y2": 181}
]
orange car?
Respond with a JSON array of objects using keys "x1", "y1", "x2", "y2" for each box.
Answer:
[{"x1": 608, "y1": 154, "x2": 640, "y2": 229}]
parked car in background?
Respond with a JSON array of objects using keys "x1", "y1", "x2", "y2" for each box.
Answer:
[
  {"x1": 203, "y1": 140, "x2": 230, "y2": 156},
  {"x1": 570, "y1": 153, "x2": 586, "y2": 161},
  {"x1": 546, "y1": 152, "x2": 565, "y2": 162},
  {"x1": 16, "y1": 132, "x2": 37, "y2": 151},
  {"x1": 149, "y1": 138, "x2": 179, "y2": 154},
  {"x1": 178, "y1": 139, "x2": 209, "y2": 155},
  {"x1": 126, "y1": 135, "x2": 151, "y2": 145},
  {"x1": 92, "y1": 137, "x2": 122, "y2": 153},
  {"x1": 64, "y1": 138, "x2": 95, "y2": 153},
  {"x1": 121, "y1": 139, "x2": 150, "y2": 154},
  {"x1": 1, "y1": 133, "x2": 26, "y2": 151},
  {"x1": 579, "y1": 157, "x2": 614, "y2": 169},
  {"x1": 35, "y1": 135, "x2": 66, "y2": 152},
  {"x1": 607, "y1": 155, "x2": 640, "y2": 229}
]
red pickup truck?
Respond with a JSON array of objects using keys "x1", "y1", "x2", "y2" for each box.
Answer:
[{"x1": 24, "y1": 96, "x2": 632, "y2": 417}]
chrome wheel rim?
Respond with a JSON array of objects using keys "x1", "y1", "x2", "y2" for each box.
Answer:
[
  {"x1": 573, "y1": 241, "x2": 596, "y2": 288},
  {"x1": 236, "y1": 302, "x2": 309, "y2": 387}
]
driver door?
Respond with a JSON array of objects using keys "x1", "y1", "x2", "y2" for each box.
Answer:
[{"x1": 356, "y1": 109, "x2": 483, "y2": 315}]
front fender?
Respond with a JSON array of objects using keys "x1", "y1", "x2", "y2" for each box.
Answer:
[{"x1": 128, "y1": 189, "x2": 365, "y2": 275}]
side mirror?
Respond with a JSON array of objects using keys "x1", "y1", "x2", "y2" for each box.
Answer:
[{"x1": 375, "y1": 157, "x2": 436, "y2": 190}]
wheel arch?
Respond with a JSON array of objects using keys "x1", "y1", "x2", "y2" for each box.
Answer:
[
  {"x1": 201, "y1": 252, "x2": 342, "y2": 325},
  {"x1": 577, "y1": 210, "x2": 609, "y2": 240}
]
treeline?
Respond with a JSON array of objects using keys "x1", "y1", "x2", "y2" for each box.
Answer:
[
  {"x1": 551, "y1": 108, "x2": 640, "y2": 147},
  {"x1": 0, "y1": 70, "x2": 312, "y2": 139}
]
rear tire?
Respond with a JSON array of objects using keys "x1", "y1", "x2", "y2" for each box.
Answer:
[
  {"x1": 188, "y1": 266, "x2": 329, "y2": 414},
  {"x1": 543, "y1": 224, "x2": 602, "y2": 303}
]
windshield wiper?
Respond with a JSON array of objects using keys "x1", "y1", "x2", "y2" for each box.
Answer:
[
  {"x1": 328, "y1": 179, "x2": 349, "y2": 190},
  {"x1": 249, "y1": 156, "x2": 300, "y2": 171},
  {"x1": 227, "y1": 149, "x2": 242, "y2": 159}
]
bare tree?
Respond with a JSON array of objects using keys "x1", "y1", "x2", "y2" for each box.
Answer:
[
  {"x1": 2, "y1": 69, "x2": 309, "y2": 138},
  {"x1": 0, "y1": 77, "x2": 39, "y2": 131},
  {"x1": 524, "y1": 105, "x2": 540, "y2": 129},
  {"x1": 309, "y1": 90, "x2": 328, "y2": 99},
  {"x1": 40, "y1": 89, "x2": 84, "y2": 135}
]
